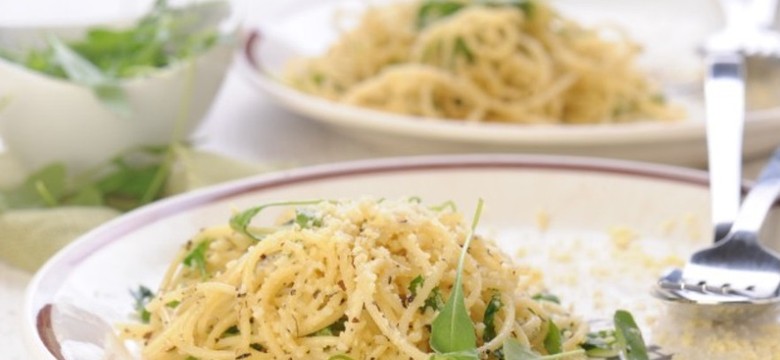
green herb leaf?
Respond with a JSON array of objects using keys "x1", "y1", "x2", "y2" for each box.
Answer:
[
  {"x1": 543, "y1": 320, "x2": 562, "y2": 355},
  {"x1": 502, "y1": 338, "x2": 586, "y2": 360},
  {"x1": 409, "y1": 275, "x2": 425, "y2": 297},
  {"x1": 130, "y1": 285, "x2": 155, "y2": 323},
  {"x1": 614, "y1": 310, "x2": 649, "y2": 360},
  {"x1": 165, "y1": 300, "x2": 181, "y2": 308},
  {"x1": 0, "y1": 163, "x2": 67, "y2": 209},
  {"x1": 311, "y1": 315, "x2": 347, "y2": 336},
  {"x1": 482, "y1": 292, "x2": 502, "y2": 343},
  {"x1": 582, "y1": 330, "x2": 621, "y2": 358},
  {"x1": 424, "y1": 287, "x2": 446, "y2": 312},
  {"x1": 183, "y1": 240, "x2": 210, "y2": 278},
  {"x1": 229, "y1": 200, "x2": 325, "y2": 241},
  {"x1": 429, "y1": 199, "x2": 484, "y2": 354},
  {"x1": 430, "y1": 349, "x2": 480, "y2": 360},
  {"x1": 531, "y1": 293, "x2": 560, "y2": 304},
  {"x1": 294, "y1": 208, "x2": 323, "y2": 229},
  {"x1": 221, "y1": 325, "x2": 240, "y2": 337},
  {"x1": 48, "y1": 36, "x2": 131, "y2": 118},
  {"x1": 417, "y1": 1, "x2": 464, "y2": 29},
  {"x1": 63, "y1": 185, "x2": 103, "y2": 206},
  {"x1": 417, "y1": 0, "x2": 534, "y2": 29},
  {"x1": 503, "y1": 338, "x2": 541, "y2": 359},
  {"x1": 453, "y1": 37, "x2": 475, "y2": 63}
]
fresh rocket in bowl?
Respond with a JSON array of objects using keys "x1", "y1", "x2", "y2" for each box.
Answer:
[{"x1": 0, "y1": 0, "x2": 235, "y2": 173}]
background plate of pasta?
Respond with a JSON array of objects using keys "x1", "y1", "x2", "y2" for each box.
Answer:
[
  {"x1": 238, "y1": 0, "x2": 780, "y2": 166},
  {"x1": 24, "y1": 154, "x2": 780, "y2": 359}
]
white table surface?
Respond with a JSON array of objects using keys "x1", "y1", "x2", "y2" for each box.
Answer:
[{"x1": 0, "y1": 1, "x2": 775, "y2": 357}]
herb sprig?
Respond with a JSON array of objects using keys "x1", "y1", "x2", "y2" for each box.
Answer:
[
  {"x1": 0, "y1": 146, "x2": 172, "y2": 213},
  {"x1": 429, "y1": 199, "x2": 484, "y2": 358}
]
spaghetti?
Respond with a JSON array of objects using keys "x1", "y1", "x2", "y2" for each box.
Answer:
[
  {"x1": 120, "y1": 198, "x2": 588, "y2": 359},
  {"x1": 284, "y1": 0, "x2": 682, "y2": 124}
]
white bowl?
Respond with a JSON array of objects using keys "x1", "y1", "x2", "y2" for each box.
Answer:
[{"x1": 0, "y1": 2, "x2": 235, "y2": 173}]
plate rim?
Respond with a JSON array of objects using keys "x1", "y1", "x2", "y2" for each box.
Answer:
[{"x1": 22, "y1": 153, "x2": 714, "y2": 359}]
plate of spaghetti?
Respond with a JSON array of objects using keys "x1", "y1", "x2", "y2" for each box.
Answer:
[
  {"x1": 24, "y1": 154, "x2": 780, "y2": 359},
  {"x1": 239, "y1": 0, "x2": 780, "y2": 166}
]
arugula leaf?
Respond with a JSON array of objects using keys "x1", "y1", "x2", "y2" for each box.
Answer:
[
  {"x1": 229, "y1": 200, "x2": 325, "y2": 241},
  {"x1": 183, "y1": 240, "x2": 210, "y2": 278},
  {"x1": 543, "y1": 320, "x2": 562, "y2": 355},
  {"x1": 429, "y1": 349, "x2": 479, "y2": 360},
  {"x1": 294, "y1": 208, "x2": 323, "y2": 229},
  {"x1": 531, "y1": 293, "x2": 560, "y2": 304},
  {"x1": 453, "y1": 37, "x2": 475, "y2": 63},
  {"x1": 424, "y1": 287, "x2": 446, "y2": 312},
  {"x1": 417, "y1": 0, "x2": 534, "y2": 29},
  {"x1": 311, "y1": 315, "x2": 347, "y2": 336},
  {"x1": 614, "y1": 310, "x2": 649, "y2": 360},
  {"x1": 0, "y1": 163, "x2": 67, "y2": 209},
  {"x1": 63, "y1": 185, "x2": 103, "y2": 206},
  {"x1": 429, "y1": 199, "x2": 484, "y2": 354},
  {"x1": 48, "y1": 36, "x2": 130, "y2": 118},
  {"x1": 482, "y1": 292, "x2": 502, "y2": 343},
  {"x1": 582, "y1": 329, "x2": 621, "y2": 358},
  {"x1": 221, "y1": 325, "x2": 240, "y2": 337},
  {"x1": 130, "y1": 285, "x2": 155, "y2": 323},
  {"x1": 407, "y1": 275, "x2": 444, "y2": 312},
  {"x1": 409, "y1": 275, "x2": 425, "y2": 296},
  {"x1": 503, "y1": 338, "x2": 541, "y2": 359},
  {"x1": 94, "y1": 149, "x2": 170, "y2": 211},
  {"x1": 502, "y1": 338, "x2": 586, "y2": 360}
]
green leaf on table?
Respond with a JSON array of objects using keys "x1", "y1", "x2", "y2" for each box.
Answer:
[
  {"x1": 0, "y1": 163, "x2": 67, "y2": 209},
  {"x1": 63, "y1": 185, "x2": 104, "y2": 206},
  {"x1": 429, "y1": 199, "x2": 484, "y2": 354},
  {"x1": 614, "y1": 310, "x2": 649, "y2": 360}
]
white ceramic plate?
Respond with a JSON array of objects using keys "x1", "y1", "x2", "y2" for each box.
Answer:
[
  {"x1": 236, "y1": 0, "x2": 780, "y2": 167},
  {"x1": 23, "y1": 154, "x2": 780, "y2": 359}
]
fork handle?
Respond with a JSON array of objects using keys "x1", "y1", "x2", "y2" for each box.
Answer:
[
  {"x1": 729, "y1": 147, "x2": 780, "y2": 235},
  {"x1": 705, "y1": 53, "x2": 745, "y2": 242}
]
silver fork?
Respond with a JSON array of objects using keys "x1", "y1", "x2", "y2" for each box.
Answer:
[
  {"x1": 656, "y1": 147, "x2": 780, "y2": 304},
  {"x1": 705, "y1": 0, "x2": 780, "y2": 244}
]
